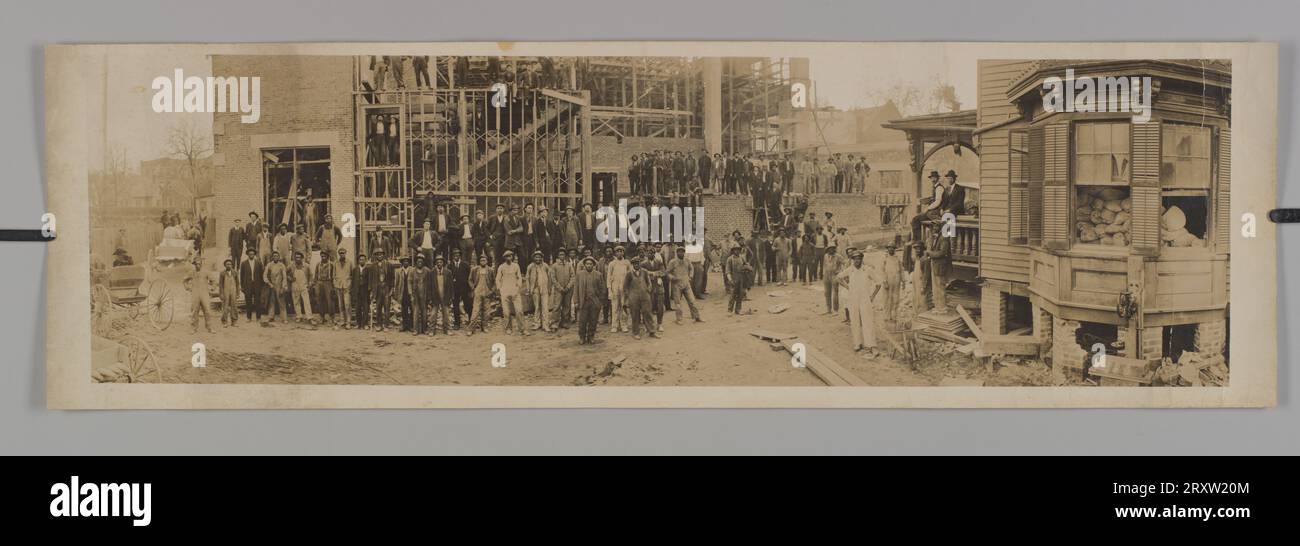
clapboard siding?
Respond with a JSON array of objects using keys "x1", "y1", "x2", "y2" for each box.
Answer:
[{"x1": 978, "y1": 60, "x2": 1034, "y2": 284}]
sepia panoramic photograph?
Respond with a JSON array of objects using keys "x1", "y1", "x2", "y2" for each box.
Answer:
[{"x1": 74, "y1": 48, "x2": 1239, "y2": 392}]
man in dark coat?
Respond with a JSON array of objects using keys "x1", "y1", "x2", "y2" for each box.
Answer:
[
  {"x1": 228, "y1": 218, "x2": 245, "y2": 270},
  {"x1": 448, "y1": 248, "x2": 473, "y2": 329},
  {"x1": 238, "y1": 247, "x2": 263, "y2": 322},
  {"x1": 696, "y1": 150, "x2": 712, "y2": 194}
]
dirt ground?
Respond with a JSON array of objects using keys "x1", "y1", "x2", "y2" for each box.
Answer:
[{"x1": 93, "y1": 248, "x2": 1052, "y2": 387}]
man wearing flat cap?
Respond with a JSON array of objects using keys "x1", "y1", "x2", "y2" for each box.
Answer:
[
  {"x1": 574, "y1": 256, "x2": 604, "y2": 344},
  {"x1": 624, "y1": 256, "x2": 659, "y2": 339},
  {"x1": 496, "y1": 250, "x2": 527, "y2": 335},
  {"x1": 836, "y1": 247, "x2": 880, "y2": 354},
  {"x1": 526, "y1": 250, "x2": 554, "y2": 333},
  {"x1": 605, "y1": 245, "x2": 632, "y2": 333}
]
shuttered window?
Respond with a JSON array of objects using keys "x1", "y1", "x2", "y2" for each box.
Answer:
[
  {"x1": 1027, "y1": 126, "x2": 1045, "y2": 247},
  {"x1": 1216, "y1": 126, "x2": 1231, "y2": 254},
  {"x1": 1043, "y1": 121, "x2": 1070, "y2": 249},
  {"x1": 1008, "y1": 129, "x2": 1030, "y2": 244}
]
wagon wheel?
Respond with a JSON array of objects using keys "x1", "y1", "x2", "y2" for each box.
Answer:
[
  {"x1": 146, "y1": 279, "x2": 174, "y2": 331},
  {"x1": 119, "y1": 336, "x2": 163, "y2": 383},
  {"x1": 91, "y1": 284, "x2": 112, "y2": 335}
]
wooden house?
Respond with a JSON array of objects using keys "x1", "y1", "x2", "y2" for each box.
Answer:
[{"x1": 889, "y1": 60, "x2": 1231, "y2": 371}]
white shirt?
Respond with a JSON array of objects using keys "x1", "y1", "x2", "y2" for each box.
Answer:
[{"x1": 421, "y1": 231, "x2": 434, "y2": 249}]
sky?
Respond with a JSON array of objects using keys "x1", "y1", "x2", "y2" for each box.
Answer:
[
  {"x1": 89, "y1": 47, "x2": 980, "y2": 170},
  {"x1": 89, "y1": 49, "x2": 213, "y2": 171},
  {"x1": 808, "y1": 44, "x2": 980, "y2": 112}
]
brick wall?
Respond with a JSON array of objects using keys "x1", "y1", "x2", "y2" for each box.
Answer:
[
  {"x1": 211, "y1": 55, "x2": 355, "y2": 247},
  {"x1": 1052, "y1": 318, "x2": 1088, "y2": 371},
  {"x1": 1031, "y1": 303, "x2": 1053, "y2": 350},
  {"x1": 1193, "y1": 319, "x2": 1226, "y2": 354},
  {"x1": 700, "y1": 195, "x2": 752, "y2": 240},
  {"x1": 1141, "y1": 326, "x2": 1164, "y2": 359},
  {"x1": 590, "y1": 136, "x2": 705, "y2": 194},
  {"x1": 980, "y1": 289, "x2": 1008, "y2": 336}
]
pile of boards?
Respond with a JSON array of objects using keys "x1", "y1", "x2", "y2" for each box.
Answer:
[{"x1": 915, "y1": 310, "x2": 972, "y2": 345}]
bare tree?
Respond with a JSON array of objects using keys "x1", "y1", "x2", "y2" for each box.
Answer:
[
  {"x1": 866, "y1": 79, "x2": 961, "y2": 117},
  {"x1": 163, "y1": 118, "x2": 212, "y2": 214}
]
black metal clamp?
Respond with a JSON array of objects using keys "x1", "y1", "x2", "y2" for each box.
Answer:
[
  {"x1": 0, "y1": 229, "x2": 54, "y2": 241},
  {"x1": 1269, "y1": 209, "x2": 1300, "y2": 223}
]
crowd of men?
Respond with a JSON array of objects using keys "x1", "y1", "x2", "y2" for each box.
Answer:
[
  {"x1": 628, "y1": 151, "x2": 873, "y2": 197},
  {"x1": 196, "y1": 169, "x2": 958, "y2": 356},
  {"x1": 200, "y1": 203, "x2": 713, "y2": 344}
]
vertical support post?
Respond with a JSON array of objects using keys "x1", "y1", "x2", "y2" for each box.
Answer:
[
  {"x1": 456, "y1": 90, "x2": 468, "y2": 196},
  {"x1": 703, "y1": 57, "x2": 722, "y2": 155},
  {"x1": 581, "y1": 90, "x2": 593, "y2": 206},
  {"x1": 631, "y1": 61, "x2": 639, "y2": 138}
]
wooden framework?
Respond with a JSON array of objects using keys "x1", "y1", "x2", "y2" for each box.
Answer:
[{"x1": 352, "y1": 57, "x2": 590, "y2": 257}]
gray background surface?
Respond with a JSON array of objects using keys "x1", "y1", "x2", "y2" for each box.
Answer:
[{"x1": 2, "y1": 0, "x2": 1293, "y2": 455}]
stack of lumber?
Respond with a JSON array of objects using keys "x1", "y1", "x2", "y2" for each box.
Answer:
[{"x1": 915, "y1": 310, "x2": 973, "y2": 344}]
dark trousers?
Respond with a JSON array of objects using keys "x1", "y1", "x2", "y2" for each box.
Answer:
[
  {"x1": 629, "y1": 294, "x2": 655, "y2": 336},
  {"x1": 242, "y1": 286, "x2": 260, "y2": 319},
  {"x1": 453, "y1": 290, "x2": 472, "y2": 327},
  {"x1": 414, "y1": 60, "x2": 431, "y2": 88},
  {"x1": 412, "y1": 294, "x2": 427, "y2": 334},
  {"x1": 355, "y1": 289, "x2": 370, "y2": 327},
  {"x1": 373, "y1": 286, "x2": 390, "y2": 329},
  {"x1": 400, "y1": 293, "x2": 413, "y2": 331},
  {"x1": 578, "y1": 298, "x2": 599, "y2": 342},
  {"x1": 729, "y1": 282, "x2": 746, "y2": 313}
]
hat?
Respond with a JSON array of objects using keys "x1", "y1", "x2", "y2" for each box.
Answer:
[
  {"x1": 532, "y1": 250, "x2": 544, "y2": 258},
  {"x1": 928, "y1": 170, "x2": 940, "y2": 180},
  {"x1": 581, "y1": 256, "x2": 596, "y2": 265},
  {"x1": 435, "y1": 256, "x2": 446, "y2": 263},
  {"x1": 945, "y1": 170, "x2": 958, "y2": 178},
  {"x1": 614, "y1": 245, "x2": 626, "y2": 253},
  {"x1": 503, "y1": 250, "x2": 515, "y2": 258},
  {"x1": 451, "y1": 248, "x2": 461, "y2": 255}
]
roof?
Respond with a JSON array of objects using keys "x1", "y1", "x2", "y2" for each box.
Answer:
[{"x1": 880, "y1": 110, "x2": 977, "y2": 133}]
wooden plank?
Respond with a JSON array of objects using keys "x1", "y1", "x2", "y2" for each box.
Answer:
[
  {"x1": 955, "y1": 305, "x2": 984, "y2": 342},
  {"x1": 979, "y1": 334, "x2": 1042, "y2": 356},
  {"x1": 750, "y1": 330, "x2": 796, "y2": 343},
  {"x1": 780, "y1": 340, "x2": 867, "y2": 387}
]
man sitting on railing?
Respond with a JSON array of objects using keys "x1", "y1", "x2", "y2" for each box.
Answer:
[{"x1": 910, "y1": 170, "x2": 963, "y2": 243}]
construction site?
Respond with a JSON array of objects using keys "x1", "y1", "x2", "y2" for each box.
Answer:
[{"x1": 204, "y1": 55, "x2": 880, "y2": 257}]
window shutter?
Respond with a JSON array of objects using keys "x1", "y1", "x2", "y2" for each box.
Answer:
[
  {"x1": 1042, "y1": 121, "x2": 1070, "y2": 249},
  {"x1": 1027, "y1": 126, "x2": 1044, "y2": 247},
  {"x1": 1216, "y1": 126, "x2": 1231, "y2": 254},
  {"x1": 1008, "y1": 130, "x2": 1029, "y2": 244},
  {"x1": 1129, "y1": 120, "x2": 1161, "y2": 251}
]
